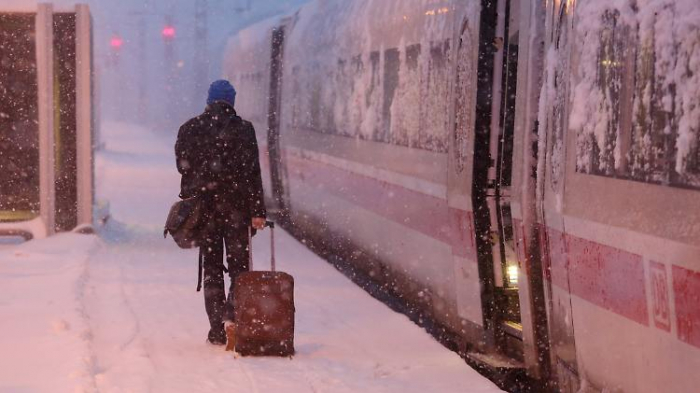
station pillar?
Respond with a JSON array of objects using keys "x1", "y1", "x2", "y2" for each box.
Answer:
[{"x1": 36, "y1": 3, "x2": 56, "y2": 237}]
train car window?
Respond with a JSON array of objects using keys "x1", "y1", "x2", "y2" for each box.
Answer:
[
  {"x1": 321, "y1": 66, "x2": 336, "y2": 135},
  {"x1": 379, "y1": 48, "x2": 400, "y2": 144},
  {"x1": 0, "y1": 14, "x2": 40, "y2": 221},
  {"x1": 576, "y1": 10, "x2": 633, "y2": 177},
  {"x1": 631, "y1": 5, "x2": 700, "y2": 190},
  {"x1": 406, "y1": 44, "x2": 421, "y2": 71},
  {"x1": 574, "y1": 5, "x2": 700, "y2": 190},
  {"x1": 366, "y1": 51, "x2": 380, "y2": 108},
  {"x1": 681, "y1": 141, "x2": 700, "y2": 188},
  {"x1": 333, "y1": 58, "x2": 349, "y2": 137},
  {"x1": 390, "y1": 45, "x2": 421, "y2": 148},
  {"x1": 628, "y1": 37, "x2": 670, "y2": 184},
  {"x1": 297, "y1": 42, "x2": 453, "y2": 155},
  {"x1": 454, "y1": 23, "x2": 475, "y2": 173},
  {"x1": 420, "y1": 40, "x2": 451, "y2": 153},
  {"x1": 351, "y1": 54, "x2": 363, "y2": 73},
  {"x1": 308, "y1": 63, "x2": 322, "y2": 133},
  {"x1": 348, "y1": 56, "x2": 363, "y2": 136}
]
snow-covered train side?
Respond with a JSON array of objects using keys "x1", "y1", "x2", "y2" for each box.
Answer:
[
  {"x1": 223, "y1": 0, "x2": 700, "y2": 391},
  {"x1": 0, "y1": 3, "x2": 95, "y2": 239},
  {"x1": 535, "y1": 1, "x2": 700, "y2": 392}
]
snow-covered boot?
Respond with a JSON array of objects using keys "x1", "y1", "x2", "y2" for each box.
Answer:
[{"x1": 207, "y1": 326, "x2": 226, "y2": 345}]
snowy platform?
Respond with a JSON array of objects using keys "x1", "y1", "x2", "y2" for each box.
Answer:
[{"x1": 0, "y1": 122, "x2": 502, "y2": 393}]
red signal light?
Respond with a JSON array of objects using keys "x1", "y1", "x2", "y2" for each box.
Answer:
[
  {"x1": 162, "y1": 25, "x2": 176, "y2": 39},
  {"x1": 110, "y1": 35, "x2": 123, "y2": 49}
]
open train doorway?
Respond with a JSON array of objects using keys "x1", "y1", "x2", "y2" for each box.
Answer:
[
  {"x1": 491, "y1": 0, "x2": 523, "y2": 348},
  {"x1": 471, "y1": 0, "x2": 525, "y2": 360}
]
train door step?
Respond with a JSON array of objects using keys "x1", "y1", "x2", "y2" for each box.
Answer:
[
  {"x1": 464, "y1": 351, "x2": 528, "y2": 391},
  {"x1": 465, "y1": 350, "x2": 525, "y2": 371}
]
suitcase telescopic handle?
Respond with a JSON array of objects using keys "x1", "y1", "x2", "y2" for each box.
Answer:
[{"x1": 248, "y1": 221, "x2": 276, "y2": 272}]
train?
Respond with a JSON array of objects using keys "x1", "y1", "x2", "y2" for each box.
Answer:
[
  {"x1": 0, "y1": 3, "x2": 96, "y2": 239},
  {"x1": 222, "y1": 0, "x2": 700, "y2": 391}
]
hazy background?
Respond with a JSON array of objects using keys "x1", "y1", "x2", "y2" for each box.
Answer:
[
  {"x1": 6, "y1": 0, "x2": 309, "y2": 132},
  {"x1": 94, "y1": 0, "x2": 310, "y2": 132}
]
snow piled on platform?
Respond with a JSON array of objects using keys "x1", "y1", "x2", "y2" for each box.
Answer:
[
  {"x1": 0, "y1": 234, "x2": 100, "y2": 392},
  {"x1": 0, "y1": 122, "x2": 502, "y2": 393}
]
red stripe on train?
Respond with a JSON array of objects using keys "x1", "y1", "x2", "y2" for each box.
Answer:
[
  {"x1": 285, "y1": 154, "x2": 478, "y2": 261},
  {"x1": 281, "y1": 153, "x2": 700, "y2": 335},
  {"x1": 547, "y1": 228, "x2": 649, "y2": 326},
  {"x1": 673, "y1": 266, "x2": 700, "y2": 348}
]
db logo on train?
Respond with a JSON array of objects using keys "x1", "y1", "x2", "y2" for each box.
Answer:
[{"x1": 650, "y1": 262, "x2": 671, "y2": 332}]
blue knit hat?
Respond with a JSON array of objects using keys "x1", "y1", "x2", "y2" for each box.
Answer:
[{"x1": 207, "y1": 79, "x2": 237, "y2": 107}]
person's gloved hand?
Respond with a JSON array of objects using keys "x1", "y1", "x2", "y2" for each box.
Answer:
[{"x1": 252, "y1": 217, "x2": 266, "y2": 230}]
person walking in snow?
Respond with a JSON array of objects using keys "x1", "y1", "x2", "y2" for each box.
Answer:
[{"x1": 175, "y1": 79, "x2": 266, "y2": 345}]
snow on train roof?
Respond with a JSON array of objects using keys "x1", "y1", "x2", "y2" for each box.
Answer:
[
  {"x1": 281, "y1": 0, "x2": 457, "y2": 67},
  {"x1": 225, "y1": 14, "x2": 281, "y2": 53},
  {"x1": 224, "y1": 14, "x2": 283, "y2": 78},
  {"x1": 226, "y1": 0, "x2": 456, "y2": 55}
]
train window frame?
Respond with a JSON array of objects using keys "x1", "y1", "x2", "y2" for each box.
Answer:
[{"x1": 420, "y1": 39, "x2": 452, "y2": 153}]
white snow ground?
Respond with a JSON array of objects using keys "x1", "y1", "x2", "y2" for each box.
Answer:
[{"x1": 0, "y1": 122, "x2": 502, "y2": 393}]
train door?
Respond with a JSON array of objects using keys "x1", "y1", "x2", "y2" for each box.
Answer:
[
  {"x1": 267, "y1": 25, "x2": 290, "y2": 215},
  {"x1": 469, "y1": 0, "x2": 522, "y2": 355},
  {"x1": 448, "y1": 4, "x2": 484, "y2": 338},
  {"x1": 484, "y1": 0, "x2": 525, "y2": 360},
  {"x1": 470, "y1": 0, "x2": 552, "y2": 369},
  {"x1": 538, "y1": 1, "x2": 580, "y2": 391}
]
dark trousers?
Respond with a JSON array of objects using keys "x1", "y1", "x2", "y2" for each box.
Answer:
[{"x1": 200, "y1": 218, "x2": 250, "y2": 335}]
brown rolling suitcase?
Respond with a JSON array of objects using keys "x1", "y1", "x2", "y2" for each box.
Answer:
[{"x1": 233, "y1": 222, "x2": 295, "y2": 356}]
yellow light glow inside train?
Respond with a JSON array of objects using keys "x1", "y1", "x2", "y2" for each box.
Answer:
[
  {"x1": 551, "y1": 0, "x2": 575, "y2": 15},
  {"x1": 507, "y1": 265, "x2": 519, "y2": 286},
  {"x1": 425, "y1": 7, "x2": 450, "y2": 16}
]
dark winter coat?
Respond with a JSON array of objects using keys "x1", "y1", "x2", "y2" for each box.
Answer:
[{"x1": 175, "y1": 102, "x2": 266, "y2": 222}]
